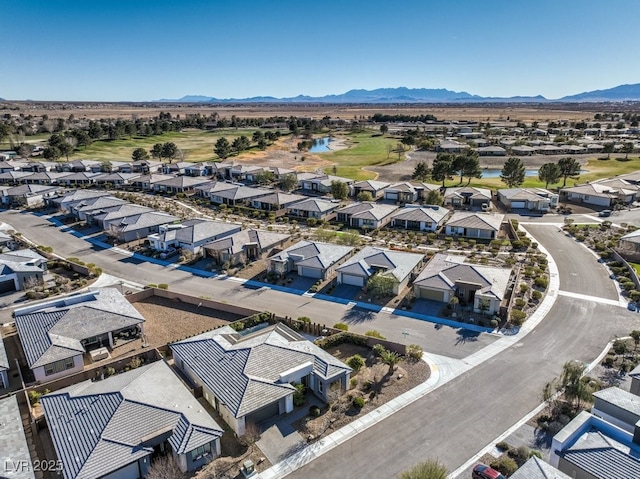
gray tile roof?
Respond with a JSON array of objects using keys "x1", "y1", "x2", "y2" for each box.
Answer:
[
  {"x1": 153, "y1": 176, "x2": 212, "y2": 189},
  {"x1": 5, "y1": 184, "x2": 59, "y2": 196},
  {"x1": 391, "y1": 205, "x2": 449, "y2": 224},
  {"x1": 563, "y1": 430, "x2": 640, "y2": 479},
  {"x1": 353, "y1": 180, "x2": 390, "y2": 191},
  {"x1": 89, "y1": 204, "x2": 152, "y2": 223},
  {"x1": 73, "y1": 196, "x2": 128, "y2": 213},
  {"x1": 253, "y1": 192, "x2": 307, "y2": 206},
  {"x1": 498, "y1": 188, "x2": 554, "y2": 202},
  {"x1": 337, "y1": 246, "x2": 424, "y2": 282},
  {"x1": 204, "y1": 229, "x2": 290, "y2": 255},
  {"x1": 41, "y1": 361, "x2": 222, "y2": 479},
  {"x1": 171, "y1": 323, "x2": 351, "y2": 418},
  {"x1": 155, "y1": 219, "x2": 241, "y2": 245},
  {"x1": 51, "y1": 190, "x2": 110, "y2": 207},
  {"x1": 446, "y1": 211, "x2": 504, "y2": 231},
  {"x1": 510, "y1": 456, "x2": 571, "y2": 479},
  {"x1": 0, "y1": 395, "x2": 35, "y2": 479},
  {"x1": 206, "y1": 183, "x2": 272, "y2": 201},
  {"x1": 0, "y1": 334, "x2": 8, "y2": 371},
  {"x1": 287, "y1": 197, "x2": 340, "y2": 213},
  {"x1": 337, "y1": 202, "x2": 398, "y2": 221},
  {"x1": 105, "y1": 211, "x2": 178, "y2": 232},
  {"x1": 132, "y1": 173, "x2": 175, "y2": 184},
  {"x1": 444, "y1": 186, "x2": 492, "y2": 201},
  {"x1": 13, "y1": 289, "x2": 144, "y2": 368},
  {"x1": 593, "y1": 387, "x2": 640, "y2": 417},
  {"x1": 269, "y1": 240, "x2": 354, "y2": 270}
]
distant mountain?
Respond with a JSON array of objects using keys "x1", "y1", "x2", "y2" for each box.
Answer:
[
  {"x1": 560, "y1": 83, "x2": 640, "y2": 102},
  {"x1": 155, "y1": 84, "x2": 640, "y2": 104}
]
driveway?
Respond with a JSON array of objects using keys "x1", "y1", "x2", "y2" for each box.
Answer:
[{"x1": 329, "y1": 284, "x2": 361, "y2": 301}]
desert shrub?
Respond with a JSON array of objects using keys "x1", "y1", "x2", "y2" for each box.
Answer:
[
  {"x1": 631, "y1": 290, "x2": 640, "y2": 301},
  {"x1": 106, "y1": 367, "x2": 116, "y2": 377},
  {"x1": 316, "y1": 332, "x2": 367, "y2": 350},
  {"x1": 406, "y1": 344, "x2": 423, "y2": 361},
  {"x1": 604, "y1": 356, "x2": 615, "y2": 367},
  {"x1": 127, "y1": 356, "x2": 143, "y2": 369},
  {"x1": 28, "y1": 390, "x2": 42, "y2": 406},
  {"x1": 352, "y1": 396, "x2": 365, "y2": 409},
  {"x1": 613, "y1": 339, "x2": 630, "y2": 355},
  {"x1": 293, "y1": 383, "x2": 306, "y2": 407},
  {"x1": 350, "y1": 377, "x2": 358, "y2": 389},
  {"x1": 333, "y1": 323, "x2": 349, "y2": 331},
  {"x1": 510, "y1": 309, "x2": 527, "y2": 325},
  {"x1": 529, "y1": 450, "x2": 542, "y2": 459},
  {"x1": 490, "y1": 319, "x2": 499, "y2": 329},
  {"x1": 496, "y1": 441, "x2": 511, "y2": 452},
  {"x1": 365, "y1": 330, "x2": 385, "y2": 339},
  {"x1": 372, "y1": 344, "x2": 386, "y2": 357},
  {"x1": 297, "y1": 316, "x2": 311, "y2": 323},
  {"x1": 307, "y1": 218, "x2": 317, "y2": 227},
  {"x1": 309, "y1": 405, "x2": 321, "y2": 417},
  {"x1": 515, "y1": 298, "x2": 526, "y2": 308},
  {"x1": 532, "y1": 290, "x2": 543, "y2": 300},
  {"x1": 519, "y1": 283, "x2": 529, "y2": 293},
  {"x1": 534, "y1": 276, "x2": 549, "y2": 288},
  {"x1": 490, "y1": 456, "x2": 518, "y2": 476},
  {"x1": 508, "y1": 445, "x2": 532, "y2": 466},
  {"x1": 346, "y1": 354, "x2": 365, "y2": 372}
]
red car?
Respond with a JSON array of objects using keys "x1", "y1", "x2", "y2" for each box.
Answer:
[{"x1": 472, "y1": 464, "x2": 506, "y2": 479}]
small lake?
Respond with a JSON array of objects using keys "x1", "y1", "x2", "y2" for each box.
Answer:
[
  {"x1": 308, "y1": 137, "x2": 331, "y2": 153},
  {"x1": 480, "y1": 168, "x2": 588, "y2": 178}
]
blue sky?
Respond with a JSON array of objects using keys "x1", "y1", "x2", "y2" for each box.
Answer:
[{"x1": 2, "y1": 0, "x2": 639, "y2": 101}]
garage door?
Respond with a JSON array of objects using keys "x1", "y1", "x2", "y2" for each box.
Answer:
[
  {"x1": 511, "y1": 201, "x2": 526, "y2": 209},
  {"x1": 386, "y1": 192, "x2": 398, "y2": 201},
  {"x1": 0, "y1": 279, "x2": 16, "y2": 294},
  {"x1": 340, "y1": 273, "x2": 364, "y2": 287},
  {"x1": 299, "y1": 266, "x2": 322, "y2": 279},
  {"x1": 102, "y1": 460, "x2": 140, "y2": 479},
  {"x1": 419, "y1": 288, "x2": 444, "y2": 301},
  {"x1": 247, "y1": 401, "x2": 280, "y2": 425}
]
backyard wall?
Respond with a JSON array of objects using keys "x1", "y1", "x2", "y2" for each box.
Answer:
[{"x1": 611, "y1": 249, "x2": 640, "y2": 290}]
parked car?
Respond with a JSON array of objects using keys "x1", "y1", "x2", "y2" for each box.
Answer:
[
  {"x1": 628, "y1": 302, "x2": 637, "y2": 312},
  {"x1": 472, "y1": 464, "x2": 506, "y2": 479},
  {"x1": 598, "y1": 209, "x2": 612, "y2": 217}
]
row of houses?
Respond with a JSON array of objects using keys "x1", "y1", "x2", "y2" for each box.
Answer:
[{"x1": 1, "y1": 287, "x2": 354, "y2": 479}]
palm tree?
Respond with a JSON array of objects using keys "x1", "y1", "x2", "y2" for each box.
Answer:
[
  {"x1": 397, "y1": 459, "x2": 448, "y2": 479},
  {"x1": 559, "y1": 360, "x2": 593, "y2": 410},
  {"x1": 380, "y1": 350, "x2": 401, "y2": 374}
]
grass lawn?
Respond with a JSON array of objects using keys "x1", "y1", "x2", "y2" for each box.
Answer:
[
  {"x1": 321, "y1": 132, "x2": 402, "y2": 181},
  {"x1": 67, "y1": 128, "x2": 260, "y2": 163}
]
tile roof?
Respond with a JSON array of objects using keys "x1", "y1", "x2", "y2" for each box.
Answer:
[
  {"x1": 105, "y1": 211, "x2": 178, "y2": 232},
  {"x1": 13, "y1": 289, "x2": 145, "y2": 368},
  {"x1": 593, "y1": 387, "x2": 640, "y2": 417},
  {"x1": 337, "y1": 202, "x2": 398, "y2": 221},
  {"x1": 353, "y1": 180, "x2": 390, "y2": 191},
  {"x1": 444, "y1": 186, "x2": 492, "y2": 200},
  {"x1": 41, "y1": 361, "x2": 222, "y2": 479},
  {"x1": 269, "y1": 240, "x2": 354, "y2": 270},
  {"x1": 336, "y1": 246, "x2": 424, "y2": 282},
  {"x1": 391, "y1": 205, "x2": 449, "y2": 224},
  {"x1": 153, "y1": 176, "x2": 212, "y2": 189},
  {"x1": 253, "y1": 192, "x2": 307, "y2": 206},
  {"x1": 287, "y1": 197, "x2": 340, "y2": 213},
  {"x1": 204, "y1": 229, "x2": 290, "y2": 255},
  {"x1": 510, "y1": 456, "x2": 571, "y2": 479},
  {"x1": 563, "y1": 430, "x2": 640, "y2": 479},
  {"x1": 171, "y1": 323, "x2": 350, "y2": 418},
  {"x1": 89, "y1": 204, "x2": 152, "y2": 223},
  {"x1": 0, "y1": 395, "x2": 35, "y2": 479},
  {"x1": 154, "y1": 219, "x2": 241, "y2": 245},
  {"x1": 498, "y1": 188, "x2": 555, "y2": 202},
  {"x1": 446, "y1": 211, "x2": 504, "y2": 231}
]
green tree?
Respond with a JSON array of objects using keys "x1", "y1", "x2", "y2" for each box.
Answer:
[
  {"x1": 279, "y1": 173, "x2": 298, "y2": 192},
  {"x1": 380, "y1": 349, "x2": 401, "y2": 374},
  {"x1": 456, "y1": 151, "x2": 482, "y2": 185},
  {"x1": 132, "y1": 147, "x2": 149, "y2": 162},
  {"x1": 424, "y1": 189, "x2": 443, "y2": 206},
  {"x1": 431, "y1": 153, "x2": 454, "y2": 187},
  {"x1": 161, "y1": 142, "x2": 178, "y2": 163},
  {"x1": 603, "y1": 143, "x2": 614, "y2": 159},
  {"x1": 538, "y1": 162, "x2": 562, "y2": 188},
  {"x1": 231, "y1": 135, "x2": 251, "y2": 154},
  {"x1": 254, "y1": 170, "x2": 275, "y2": 185},
  {"x1": 623, "y1": 142, "x2": 634, "y2": 159},
  {"x1": 357, "y1": 191, "x2": 374, "y2": 202},
  {"x1": 559, "y1": 360, "x2": 592, "y2": 409},
  {"x1": 500, "y1": 157, "x2": 526, "y2": 187},
  {"x1": 151, "y1": 143, "x2": 164, "y2": 160},
  {"x1": 214, "y1": 137, "x2": 232, "y2": 159},
  {"x1": 252, "y1": 130, "x2": 264, "y2": 143},
  {"x1": 330, "y1": 180, "x2": 349, "y2": 200},
  {"x1": 367, "y1": 273, "x2": 396, "y2": 298},
  {"x1": 336, "y1": 230, "x2": 362, "y2": 246},
  {"x1": 380, "y1": 124, "x2": 389, "y2": 135},
  {"x1": 411, "y1": 161, "x2": 431, "y2": 181},
  {"x1": 558, "y1": 157, "x2": 581, "y2": 187},
  {"x1": 396, "y1": 459, "x2": 448, "y2": 479},
  {"x1": 630, "y1": 330, "x2": 640, "y2": 350}
]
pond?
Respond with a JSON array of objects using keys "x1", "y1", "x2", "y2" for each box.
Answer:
[
  {"x1": 308, "y1": 137, "x2": 332, "y2": 153},
  {"x1": 480, "y1": 168, "x2": 588, "y2": 178}
]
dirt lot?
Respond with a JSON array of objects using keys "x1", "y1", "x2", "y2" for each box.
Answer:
[
  {"x1": 131, "y1": 296, "x2": 244, "y2": 347},
  {"x1": 296, "y1": 343, "x2": 430, "y2": 439}
]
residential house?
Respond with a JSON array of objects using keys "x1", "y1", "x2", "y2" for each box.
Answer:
[
  {"x1": 0, "y1": 335, "x2": 8, "y2": 389},
  {"x1": 352, "y1": 180, "x2": 390, "y2": 199},
  {"x1": 0, "y1": 395, "x2": 35, "y2": 479},
  {"x1": 13, "y1": 289, "x2": 145, "y2": 382},
  {"x1": 56, "y1": 159, "x2": 101, "y2": 172},
  {"x1": 497, "y1": 188, "x2": 558, "y2": 212},
  {"x1": 335, "y1": 202, "x2": 398, "y2": 229},
  {"x1": 160, "y1": 162, "x2": 191, "y2": 175},
  {"x1": 630, "y1": 363, "x2": 640, "y2": 396},
  {"x1": 336, "y1": 247, "x2": 424, "y2": 293},
  {"x1": 286, "y1": 197, "x2": 341, "y2": 221},
  {"x1": 130, "y1": 173, "x2": 175, "y2": 191},
  {"x1": 477, "y1": 146, "x2": 507, "y2": 156},
  {"x1": 250, "y1": 192, "x2": 307, "y2": 212},
  {"x1": 58, "y1": 171, "x2": 101, "y2": 186},
  {"x1": 19, "y1": 171, "x2": 71, "y2": 185},
  {"x1": 619, "y1": 230, "x2": 640, "y2": 262},
  {"x1": 443, "y1": 186, "x2": 492, "y2": 208},
  {"x1": 183, "y1": 162, "x2": 210, "y2": 177},
  {"x1": 171, "y1": 323, "x2": 351, "y2": 435},
  {"x1": 229, "y1": 164, "x2": 265, "y2": 182},
  {"x1": 0, "y1": 171, "x2": 33, "y2": 185},
  {"x1": 511, "y1": 145, "x2": 536, "y2": 156},
  {"x1": 390, "y1": 205, "x2": 449, "y2": 232},
  {"x1": 267, "y1": 240, "x2": 353, "y2": 279},
  {"x1": 510, "y1": 457, "x2": 570, "y2": 479},
  {"x1": 436, "y1": 140, "x2": 470, "y2": 153},
  {"x1": 87, "y1": 204, "x2": 153, "y2": 230},
  {"x1": 200, "y1": 183, "x2": 272, "y2": 206},
  {"x1": 592, "y1": 387, "x2": 640, "y2": 434},
  {"x1": 131, "y1": 159, "x2": 162, "y2": 173},
  {"x1": 147, "y1": 219, "x2": 241, "y2": 255},
  {"x1": 41, "y1": 361, "x2": 223, "y2": 479},
  {"x1": 49, "y1": 190, "x2": 111, "y2": 212},
  {"x1": 444, "y1": 212, "x2": 504, "y2": 239},
  {"x1": 0, "y1": 249, "x2": 48, "y2": 293},
  {"x1": 298, "y1": 174, "x2": 354, "y2": 195},
  {"x1": 69, "y1": 196, "x2": 129, "y2": 221},
  {"x1": 0, "y1": 160, "x2": 18, "y2": 171},
  {"x1": 92, "y1": 172, "x2": 141, "y2": 188},
  {"x1": 413, "y1": 253, "x2": 512, "y2": 315},
  {"x1": 550, "y1": 408, "x2": 640, "y2": 479},
  {"x1": 560, "y1": 181, "x2": 638, "y2": 207},
  {"x1": 204, "y1": 229, "x2": 290, "y2": 266},
  {"x1": 152, "y1": 176, "x2": 212, "y2": 195},
  {"x1": 0, "y1": 184, "x2": 61, "y2": 207},
  {"x1": 104, "y1": 211, "x2": 179, "y2": 243},
  {"x1": 383, "y1": 182, "x2": 440, "y2": 204}
]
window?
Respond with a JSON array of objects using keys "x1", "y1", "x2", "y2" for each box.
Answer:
[
  {"x1": 191, "y1": 443, "x2": 211, "y2": 461},
  {"x1": 44, "y1": 357, "x2": 76, "y2": 376}
]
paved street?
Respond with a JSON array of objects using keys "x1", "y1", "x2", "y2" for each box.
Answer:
[{"x1": 3, "y1": 209, "x2": 639, "y2": 478}]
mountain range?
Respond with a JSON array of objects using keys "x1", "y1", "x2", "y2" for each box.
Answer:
[{"x1": 157, "y1": 83, "x2": 640, "y2": 104}]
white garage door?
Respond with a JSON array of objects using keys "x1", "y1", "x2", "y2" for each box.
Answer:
[
  {"x1": 299, "y1": 266, "x2": 322, "y2": 279},
  {"x1": 386, "y1": 192, "x2": 398, "y2": 201},
  {"x1": 340, "y1": 273, "x2": 365, "y2": 287},
  {"x1": 511, "y1": 201, "x2": 526, "y2": 209},
  {"x1": 419, "y1": 288, "x2": 444, "y2": 301}
]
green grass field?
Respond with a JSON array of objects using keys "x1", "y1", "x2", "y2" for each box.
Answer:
[{"x1": 321, "y1": 132, "x2": 402, "y2": 181}]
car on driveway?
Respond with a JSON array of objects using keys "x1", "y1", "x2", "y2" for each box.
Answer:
[
  {"x1": 472, "y1": 464, "x2": 506, "y2": 479},
  {"x1": 599, "y1": 209, "x2": 612, "y2": 217}
]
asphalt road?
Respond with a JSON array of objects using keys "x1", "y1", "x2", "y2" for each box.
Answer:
[
  {"x1": 0, "y1": 210, "x2": 494, "y2": 359},
  {"x1": 4, "y1": 210, "x2": 638, "y2": 478}
]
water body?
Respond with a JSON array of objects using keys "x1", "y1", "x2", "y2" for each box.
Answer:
[
  {"x1": 480, "y1": 168, "x2": 588, "y2": 178},
  {"x1": 308, "y1": 137, "x2": 331, "y2": 152}
]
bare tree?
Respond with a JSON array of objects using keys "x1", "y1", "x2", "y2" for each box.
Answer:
[
  {"x1": 145, "y1": 456, "x2": 185, "y2": 479},
  {"x1": 240, "y1": 421, "x2": 261, "y2": 453}
]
